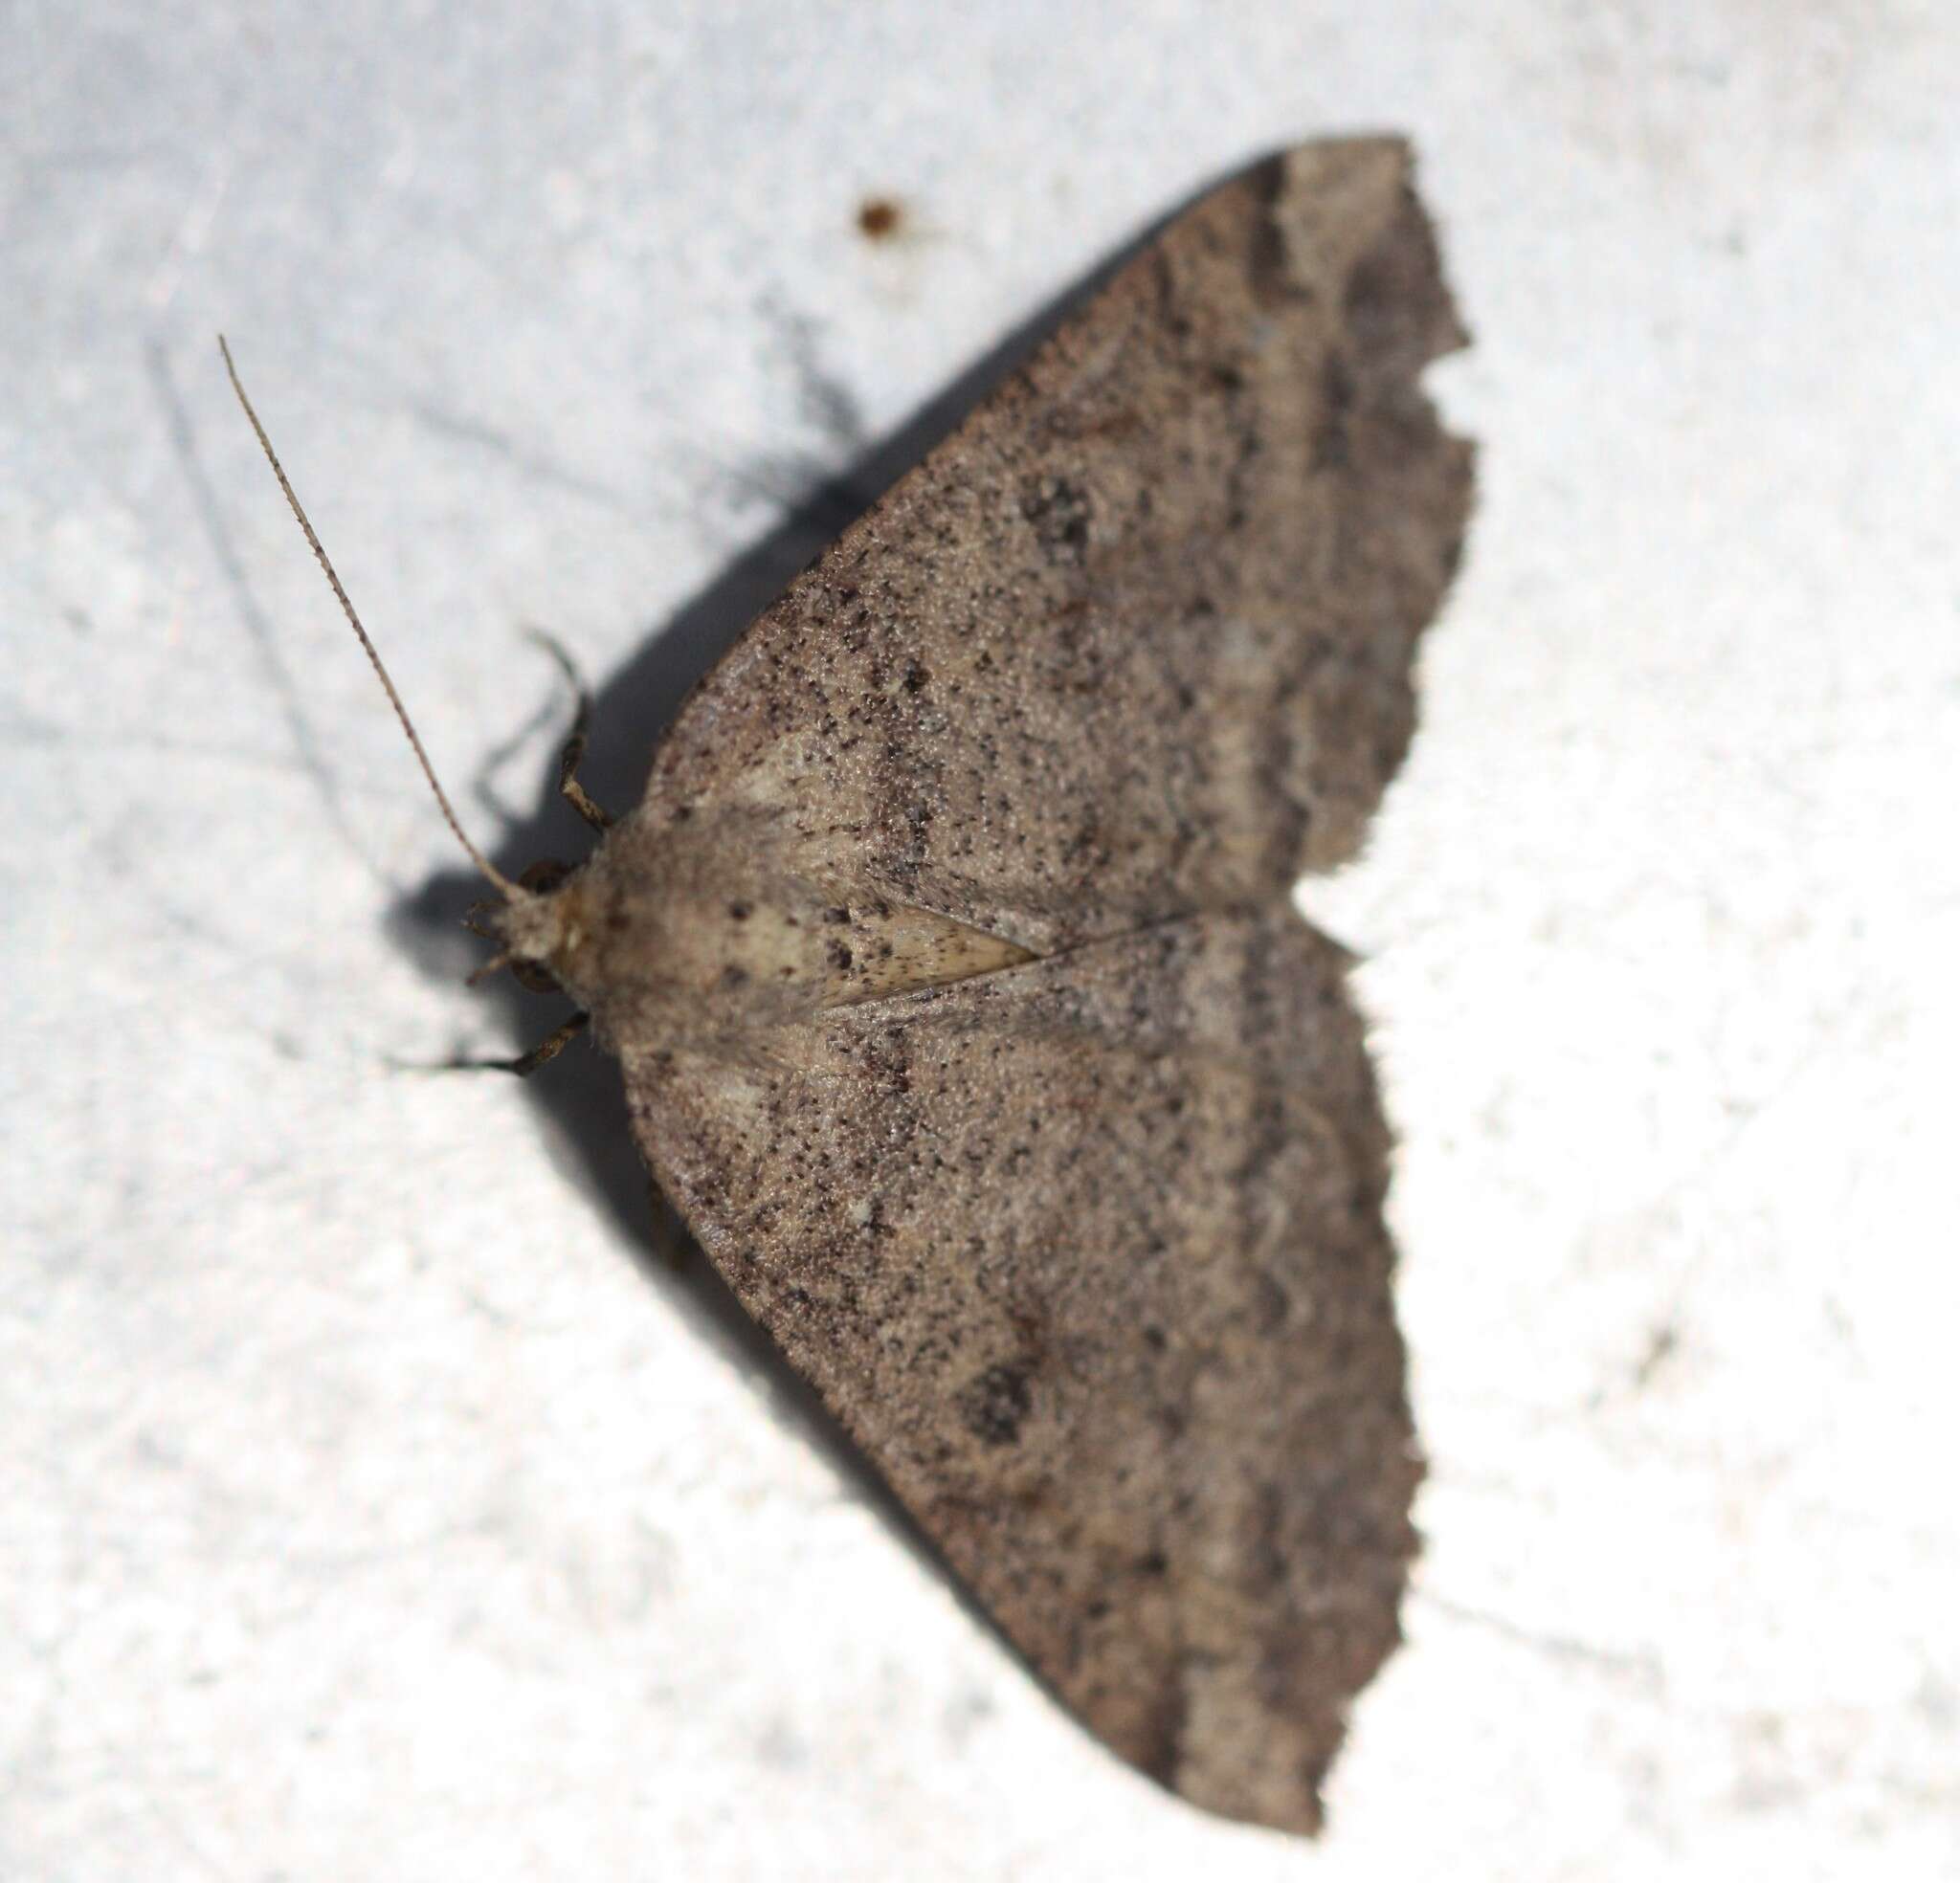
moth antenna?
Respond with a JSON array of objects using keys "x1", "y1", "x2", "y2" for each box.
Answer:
[{"x1": 218, "y1": 335, "x2": 520, "y2": 897}]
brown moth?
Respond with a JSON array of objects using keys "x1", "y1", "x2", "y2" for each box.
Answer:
[{"x1": 227, "y1": 136, "x2": 1473, "y2": 1835}]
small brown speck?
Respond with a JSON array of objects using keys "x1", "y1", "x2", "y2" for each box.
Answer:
[{"x1": 858, "y1": 196, "x2": 902, "y2": 241}]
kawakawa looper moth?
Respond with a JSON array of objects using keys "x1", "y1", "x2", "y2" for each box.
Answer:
[{"x1": 226, "y1": 137, "x2": 1474, "y2": 1834}]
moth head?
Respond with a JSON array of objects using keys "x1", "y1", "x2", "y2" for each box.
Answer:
[
  {"x1": 468, "y1": 857, "x2": 575, "y2": 995},
  {"x1": 481, "y1": 858, "x2": 602, "y2": 996}
]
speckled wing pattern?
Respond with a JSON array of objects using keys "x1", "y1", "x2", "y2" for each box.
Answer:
[
  {"x1": 641, "y1": 138, "x2": 1471, "y2": 958},
  {"x1": 614, "y1": 140, "x2": 1472, "y2": 1831},
  {"x1": 632, "y1": 913, "x2": 1412, "y2": 1831}
]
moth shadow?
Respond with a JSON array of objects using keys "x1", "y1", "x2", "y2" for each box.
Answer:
[{"x1": 389, "y1": 166, "x2": 1249, "y2": 1632}]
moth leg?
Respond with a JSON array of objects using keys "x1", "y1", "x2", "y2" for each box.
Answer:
[
  {"x1": 493, "y1": 1008, "x2": 591, "y2": 1075},
  {"x1": 412, "y1": 1009, "x2": 592, "y2": 1076},
  {"x1": 388, "y1": 1008, "x2": 590, "y2": 1077},
  {"x1": 525, "y1": 628, "x2": 613, "y2": 831}
]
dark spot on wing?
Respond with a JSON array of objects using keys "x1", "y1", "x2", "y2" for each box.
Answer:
[
  {"x1": 1018, "y1": 475, "x2": 1091, "y2": 565},
  {"x1": 962, "y1": 1362, "x2": 1032, "y2": 1446}
]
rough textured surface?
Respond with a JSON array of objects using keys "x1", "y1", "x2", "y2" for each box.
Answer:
[{"x1": 495, "y1": 141, "x2": 1470, "y2": 1832}]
